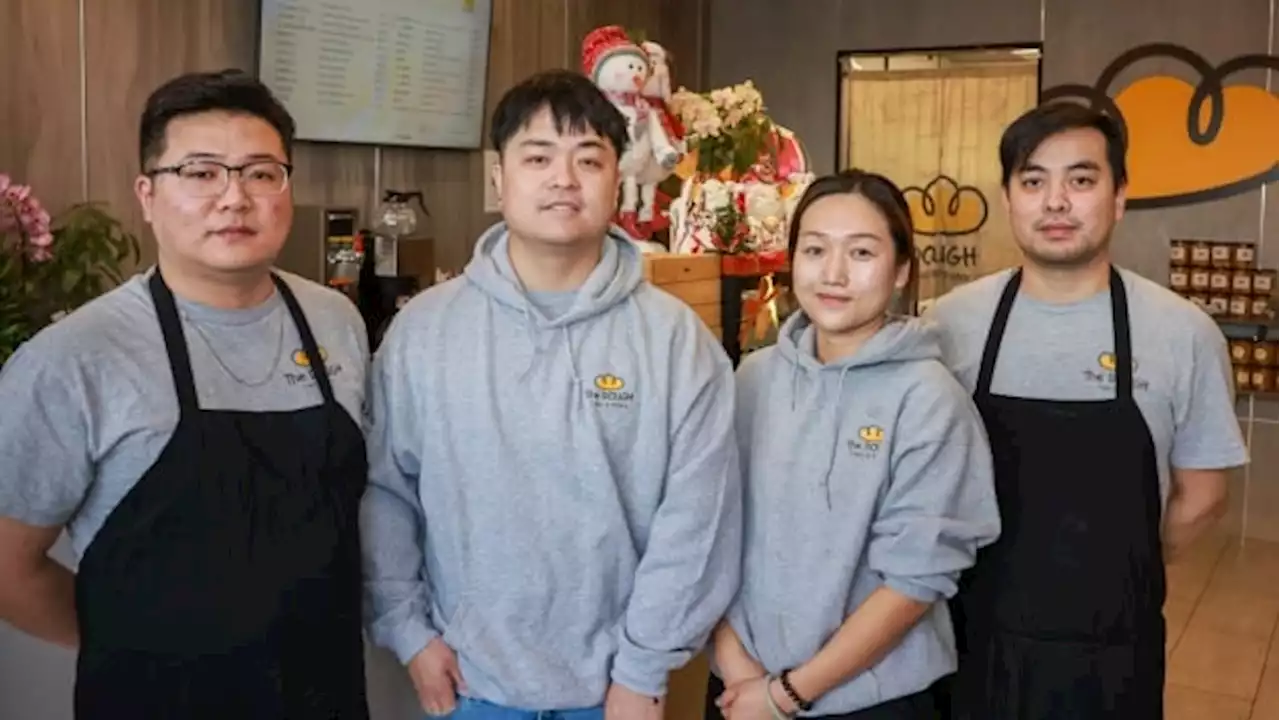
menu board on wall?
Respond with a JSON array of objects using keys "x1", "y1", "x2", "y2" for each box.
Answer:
[{"x1": 257, "y1": 0, "x2": 493, "y2": 149}]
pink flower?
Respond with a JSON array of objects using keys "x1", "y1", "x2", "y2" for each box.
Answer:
[
  {"x1": 18, "y1": 208, "x2": 49, "y2": 237},
  {"x1": 0, "y1": 174, "x2": 55, "y2": 261},
  {"x1": 3, "y1": 184, "x2": 31, "y2": 204}
]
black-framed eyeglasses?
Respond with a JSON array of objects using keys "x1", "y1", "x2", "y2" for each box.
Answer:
[{"x1": 147, "y1": 159, "x2": 293, "y2": 198}]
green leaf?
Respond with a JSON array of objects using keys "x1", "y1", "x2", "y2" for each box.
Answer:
[{"x1": 61, "y1": 269, "x2": 83, "y2": 294}]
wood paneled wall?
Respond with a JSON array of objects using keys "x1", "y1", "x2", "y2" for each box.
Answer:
[{"x1": 1, "y1": 0, "x2": 710, "y2": 276}]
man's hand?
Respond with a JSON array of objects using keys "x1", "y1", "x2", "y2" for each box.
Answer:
[
  {"x1": 605, "y1": 683, "x2": 665, "y2": 720},
  {"x1": 407, "y1": 638, "x2": 467, "y2": 716}
]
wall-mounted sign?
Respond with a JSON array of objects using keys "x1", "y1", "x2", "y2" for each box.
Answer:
[
  {"x1": 902, "y1": 174, "x2": 989, "y2": 236},
  {"x1": 901, "y1": 175, "x2": 1001, "y2": 298},
  {"x1": 1041, "y1": 43, "x2": 1279, "y2": 209}
]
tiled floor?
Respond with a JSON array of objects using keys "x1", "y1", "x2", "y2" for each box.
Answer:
[{"x1": 1165, "y1": 531, "x2": 1278, "y2": 719}]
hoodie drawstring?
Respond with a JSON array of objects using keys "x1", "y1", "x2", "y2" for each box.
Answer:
[
  {"x1": 563, "y1": 325, "x2": 583, "y2": 409},
  {"x1": 789, "y1": 361, "x2": 854, "y2": 510},
  {"x1": 820, "y1": 366, "x2": 854, "y2": 510},
  {"x1": 517, "y1": 304, "x2": 541, "y2": 381},
  {"x1": 515, "y1": 302, "x2": 585, "y2": 409}
]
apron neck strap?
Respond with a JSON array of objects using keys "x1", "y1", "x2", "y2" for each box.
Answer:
[
  {"x1": 1107, "y1": 266, "x2": 1134, "y2": 398},
  {"x1": 975, "y1": 265, "x2": 1133, "y2": 400},
  {"x1": 148, "y1": 270, "x2": 339, "y2": 412},
  {"x1": 149, "y1": 269, "x2": 199, "y2": 412},
  {"x1": 272, "y1": 274, "x2": 337, "y2": 405},
  {"x1": 975, "y1": 269, "x2": 1023, "y2": 400}
]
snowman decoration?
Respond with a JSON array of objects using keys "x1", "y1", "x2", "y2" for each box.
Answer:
[{"x1": 581, "y1": 26, "x2": 682, "y2": 240}]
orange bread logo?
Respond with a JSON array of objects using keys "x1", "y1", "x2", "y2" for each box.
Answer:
[
  {"x1": 901, "y1": 175, "x2": 989, "y2": 236},
  {"x1": 1040, "y1": 44, "x2": 1278, "y2": 209}
]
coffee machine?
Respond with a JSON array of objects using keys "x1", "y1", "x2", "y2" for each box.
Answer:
[{"x1": 356, "y1": 190, "x2": 433, "y2": 348}]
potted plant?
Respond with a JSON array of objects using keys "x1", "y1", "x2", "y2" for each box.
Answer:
[{"x1": 0, "y1": 174, "x2": 141, "y2": 366}]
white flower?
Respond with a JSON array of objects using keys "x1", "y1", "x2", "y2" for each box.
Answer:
[
  {"x1": 743, "y1": 182, "x2": 783, "y2": 222},
  {"x1": 701, "y1": 180, "x2": 731, "y2": 212}
]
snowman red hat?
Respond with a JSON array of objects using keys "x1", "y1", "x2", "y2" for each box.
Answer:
[{"x1": 581, "y1": 25, "x2": 646, "y2": 83}]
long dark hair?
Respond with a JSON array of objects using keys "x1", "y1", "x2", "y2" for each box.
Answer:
[{"x1": 787, "y1": 169, "x2": 918, "y2": 310}]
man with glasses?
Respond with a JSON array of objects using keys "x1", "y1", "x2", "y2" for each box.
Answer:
[{"x1": 0, "y1": 69, "x2": 371, "y2": 719}]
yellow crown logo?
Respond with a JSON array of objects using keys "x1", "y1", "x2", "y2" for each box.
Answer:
[
  {"x1": 858, "y1": 425, "x2": 885, "y2": 444},
  {"x1": 292, "y1": 347, "x2": 329, "y2": 367},
  {"x1": 594, "y1": 374, "x2": 625, "y2": 392},
  {"x1": 1098, "y1": 352, "x2": 1139, "y2": 372}
]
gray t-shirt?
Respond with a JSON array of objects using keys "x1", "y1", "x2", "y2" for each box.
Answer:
[
  {"x1": 924, "y1": 267, "x2": 1249, "y2": 508},
  {"x1": 0, "y1": 268, "x2": 369, "y2": 560}
]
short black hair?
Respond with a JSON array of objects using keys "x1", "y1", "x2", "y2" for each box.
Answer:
[
  {"x1": 999, "y1": 102, "x2": 1127, "y2": 189},
  {"x1": 489, "y1": 69, "x2": 629, "y2": 159},
  {"x1": 138, "y1": 68, "x2": 296, "y2": 170}
]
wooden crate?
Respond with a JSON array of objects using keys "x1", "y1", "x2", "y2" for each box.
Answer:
[{"x1": 642, "y1": 254, "x2": 723, "y2": 340}]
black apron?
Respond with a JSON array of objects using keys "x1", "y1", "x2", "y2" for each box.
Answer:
[
  {"x1": 73, "y1": 270, "x2": 370, "y2": 719},
  {"x1": 947, "y1": 267, "x2": 1165, "y2": 719}
]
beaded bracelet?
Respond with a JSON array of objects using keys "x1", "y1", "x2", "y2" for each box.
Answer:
[
  {"x1": 779, "y1": 669, "x2": 813, "y2": 713},
  {"x1": 764, "y1": 676, "x2": 794, "y2": 720}
]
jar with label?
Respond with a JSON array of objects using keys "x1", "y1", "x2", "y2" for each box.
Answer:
[
  {"x1": 1233, "y1": 270, "x2": 1254, "y2": 293},
  {"x1": 1209, "y1": 269, "x2": 1232, "y2": 292},
  {"x1": 1170, "y1": 240, "x2": 1189, "y2": 266},
  {"x1": 1211, "y1": 243, "x2": 1233, "y2": 268},
  {"x1": 1234, "y1": 365, "x2": 1254, "y2": 392},
  {"x1": 1254, "y1": 341, "x2": 1278, "y2": 367},
  {"x1": 1250, "y1": 367, "x2": 1277, "y2": 393},
  {"x1": 1189, "y1": 241, "x2": 1212, "y2": 267},
  {"x1": 1229, "y1": 339, "x2": 1255, "y2": 363},
  {"x1": 1169, "y1": 267, "x2": 1190, "y2": 291},
  {"x1": 1250, "y1": 296, "x2": 1272, "y2": 319},
  {"x1": 1229, "y1": 294, "x2": 1252, "y2": 318},
  {"x1": 1253, "y1": 269, "x2": 1276, "y2": 295},
  {"x1": 1233, "y1": 243, "x2": 1256, "y2": 268},
  {"x1": 1190, "y1": 269, "x2": 1212, "y2": 291},
  {"x1": 1206, "y1": 295, "x2": 1229, "y2": 317}
]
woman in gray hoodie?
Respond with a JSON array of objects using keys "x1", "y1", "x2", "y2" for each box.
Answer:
[{"x1": 709, "y1": 170, "x2": 1001, "y2": 720}]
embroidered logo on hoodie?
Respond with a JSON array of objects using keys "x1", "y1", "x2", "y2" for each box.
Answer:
[
  {"x1": 847, "y1": 425, "x2": 885, "y2": 459},
  {"x1": 587, "y1": 372, "x2": 636, "y2": 409}
]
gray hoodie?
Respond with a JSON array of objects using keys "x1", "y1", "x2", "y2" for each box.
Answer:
[
  {"x1": 726, "y1": 311, "x2": 999, "y2": 715},
  {"x1": 360, "y1": 222, "x2": 742, "y2": 710}
]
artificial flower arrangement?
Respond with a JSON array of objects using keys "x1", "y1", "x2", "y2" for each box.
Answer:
[
  {"x1": 0, "y1": 174, "x2": 140, "y2": 365},
  {"x1": 668, "y1": 80, "x2": 772, "y2": 178},
  {"x1": 665, "y1": 80, "x2": 814, "y2": 275}
]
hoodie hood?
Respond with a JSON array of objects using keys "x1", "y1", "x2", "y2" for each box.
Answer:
[
  {"x1": 776, "y1": 309, "x2": 943, "y2": 373},
  {"x1": 463, "y1": 221, "x2": 645, "y2": 328},
  {"x1": 460, "y1": 221, "x2": 647, "y2": 391},
  {"x1": 768, "y1": 310, "x2": 946, "y2": 511}
]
